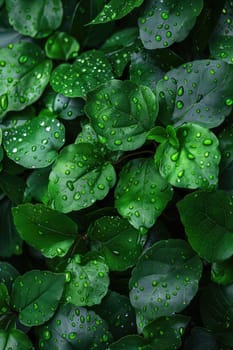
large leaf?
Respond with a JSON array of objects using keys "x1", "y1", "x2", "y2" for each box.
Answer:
[
  {"x1": 138, "y1": 0, "x2": 203, "y2": 49},
  {"x1": 85, "y1": 80, "x2": 158, "y2": 151},
  {"x1": 91, "y1": 0, "x2": 144, "y2": 24},
  {"x1": 151, "y1": 123, "x2": 221, "y2": 189},
  {"x1": 0, "y1": 328, "x2": 33, "y2": 350},
  {"x1": 3, "y1": 111, "x2": 65, "y2": 169},
  {"x1": 177, "y1": 190, "x2": 233, "y2": 262},
  {"x1": 64, "y1": 254, "x2": 109, "y2": 306},
  {"x1": 87, "y1": 216, "x2": 144, "y2": 270},
  {"x1": 12, "y1": 203, "x2": 78, "y2": 258},
  {"x1": 156, "y1": 60, "x2": 233, "y2": 128},
  {"x1": 50, "y1": 50, "x2": 114, "y2": 98},
  {"x1": 129, "y1": 239, "x2": 202, "y2": 331},
  {"x1": 48, "y1": 143, "x2": 116, "y2": 213},
  {"x1": 11, "y1": 270, "x2": 65, "y2": 326},
  {"x1": 38, "y1": 304, "x2": 112, "y2": 350},
  {"x1": 6, "y1": 0, "x2": 63, "y2": 38},
  {"x1": 0, "y1": 42, "x2": 52, "y2": 120},
  {"x1": 115, "y1": 158, "x2": 173, "y2": 231}
]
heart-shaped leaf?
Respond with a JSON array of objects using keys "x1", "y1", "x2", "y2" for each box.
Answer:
[
  {"x1": 177, "y1": 190, "x2": 233, "y2": 262},
  {"x1": 0, "y1": 328, "x2": 33, "y2": 350},
  {"x1": 12, "y1": 203, "x2": 78, "y2": 258},
  {"x1": 50, "y1": 50, "x2": 114, "y2": 98},
  {"x1": 85, "y1": 80, "x2": 158, "y2": 151},
  {"x1": 87, "y1": 216, "x2": 144, "y2": 270},
  {"x1": 115, "y1": 158, "x2": 173, "y2": 231},
  {"x1": 129, "y1": 239, "x2": 202, "y2": 331},
  {"x1": 3, "y1": 111, "x2": 65, "y2": 169},
  {"x1": 156, "y1": 60, "x2": 233, "y2": 128},
  {"x1": 138, "y1": 0, "x2": 203, "y2": 49},
  {"x1": 48, "y1": 143, "x2": 116, "y2": 213},
  {"x1": 11, "y1": 270, "x2": 66, "y2": 326},
  {"x1": 0, "y1": 42, "x2": 52, "y2": 120}
]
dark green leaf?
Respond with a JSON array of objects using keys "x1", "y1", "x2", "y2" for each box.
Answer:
[
  {"x1": 177, "y1": 190, "x2": 233, "y2": 262},
  {"x1": 129, "y1": 239, "x2": 202, "y2": 331},
  {"x1": 0, "y1": 171, "x2": 25, "y2": 204},
  {"x1": 11, "y1": 270, "x2": 65, "y2": 326},
  {"x1": 211, "y1": 258, "x2": 233, "y2": 286},
  {"x1": 3, "y1": 110, "x2": 65, "y2": 169},
  {"x1": 12, "y1": 203, "x2": 77, "y2": 258},
  {"x1": 45, "y1": 32, "x2": 80, "y2": 61},
  {"x1": 218, "y1": 122, "x2": 233, "y2": 194},
  {"x1": 24, "y1": 167, "x2": 51, "y2": 204},
  {"x1": 85, "y1": 80, "x2": 158, "y2": 151},
  {"x1": 138, "y1": 0, "x2": 203, "y2": 49},
  {"x1": 48, "y1": 143, "x2": 116, "y2": 213},
  {"x1": 90, "y1": 0, "x2": 144, "y2": 24},
  {"x1": 183, "y1": 327, "x2": 220, "y2": 350},
  {"x1": 6, "y1": 0, "x2": 63, "y2": 38},
  {"x1": 115, "y1": 158, "x2": 173, "y2": 231},
  {"x1": 50, "y1": 50, "x2": 114, "y2": 98},
  {"x1": 108, "y1": 335, "x2": 151, "y2": 350},
  {"x1": 0, "y1": 283, "x2": 10, "y2": 315},
  {"x1": 156, "y1": 60, "x2": 233, "y2": 128},
  {"x1": 0, "y1": 328, "x2": 33, "y2": 350},
  {"x1": 0, "y1": 262, "x2": 19, "y2": 292},
  {"x1": 87, "y1": 216, "x2": 145, "y2": 270},
  {"x1": 38, "y1": 304, "x2": 112, "y2": 350},
  {"x1": 155, "y1": 123, "x2": 221, "y2": 189}
]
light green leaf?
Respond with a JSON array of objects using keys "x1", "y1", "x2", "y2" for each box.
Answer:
[
  {"x1": 3, "y1": 111, "x2": 65, "y2": 169},
  {"x1": 85, "y1": 80, "x2": 158, "y2": 151},
  {"x1": 11, "y1": 270, "x2": 66, "y2": 326},
  {"x1": 6, "y1": 0, "x2": 63, "y2": 38},
  {"x1": 0, "y1": 42, "x2": 52, "y2": 120},
  {"x1": 177, "y1": 190, "x2": 233, "y2": 262},
  {"x1": 138, "y1": 0, "x2": 203, "y2": 49},
  {"x1": 115, "y1": 158, "x2": 173, "y2": 231},
  {"x1": 0, "y1": 328, "x2": 33, "y2": 350},
  {"x1": 50, "y1": 50, "x2": 114, "y2": 98},
  {"x1": 129, "y1": 239, "x2": 202, "y2": 331},
  {"x1": 12, "y1": 203, "x2": 78, "y2": 258},
  {"x1": 45, "y1": 32, "x2": 80, "y2": 61},
  {"x1": 48, "y1": 143, "x2": 116, "y2": 213}
]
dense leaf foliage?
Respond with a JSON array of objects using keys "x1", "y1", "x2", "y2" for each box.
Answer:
[{"x1": 0, "y1": 1, "x2": 233, "y2": 349}]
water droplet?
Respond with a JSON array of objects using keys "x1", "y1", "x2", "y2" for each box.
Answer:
[
  {"x1": 170, "y1": 152, "x2": 179, "y2": 161},
  {"x1": 225, "y1": 98, "x2": 233, "y2": 106},
  {"x1": 0, "y1": 94, "x2": 8, "y2": 111},
  {"x1": 18, "y1": 55, "x2": 28, "y2": 64},
  {"x1": 161, "y1": 12, "x2": 169, "y2": 20},
  {"x1": 203, "y1": 138, "x2": 213, "y2": 146},
  {"x1": 43, "y1": 330, "x2": 51, "y2": 340},
  {"x1": 176, "y1": 100, "x2": 184, "y2": 109}
]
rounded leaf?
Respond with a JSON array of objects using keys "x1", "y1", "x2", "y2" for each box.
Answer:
[
  {"x1": 45, "y1": 32, "x2": 80, "y2": 61},
  {"x1": 0, "y1": 328, "x2": 33, "y2": 350},
  {"x1": 0, "y1": 262, "x2": 19, "y2": 292},
  {"x1": 44, "y1": 92, "x2": 84, "y2": 120}
]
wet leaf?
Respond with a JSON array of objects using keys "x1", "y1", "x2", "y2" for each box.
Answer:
[
  {"x1": 45, "y1": 32, "x2": 80, "y2": 61},
  {"x1": 0, "y1": 262, "x2": 19, "y2": 292},
  {"x1": 0, "y1": 328, "x2": 33, "y2": 350}
]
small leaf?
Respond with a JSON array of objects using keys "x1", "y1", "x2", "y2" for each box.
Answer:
[
  {"x1": 211, "y1": 258, "x2": 233, "y2": 286},
  {"x1": 12, "y1": 203, "x2": 78, "y2": 258},
  {"x1": 129, "y1": 239, "x2": 202, "y2": 331},
  {"x1": 0, "y1": 283, "x2": 10, "y2": 315},
  {"x1": 38, "y1": 304, "x2": 112, "y2": 350},
  {"x1": 3, "y1": 111, "x2": 65, "y2": 169},
  {"x1": 45, "y1": 32, "x2": 80, "y2": 61},
  {"x1": 0, "y1": 328, "x2": 33, "y2": 350},
  {"x1": 90, "y1": 0, "x2": 144, "y2": 24},
  {"x1": 64, "y1": 255, "x2": 109, "y2": 306},
  {"x1": 156, "y1": 60, "x2": 233, "y2": 128},
  {"x1": 108, "y1": 335, "x2": 151, "y2": 350},
  {"x1": 24, "y1": 167, "x2": 50, "y2": 204},
  {"x1": 6, "y1": 0, "x2": 63, "y2": 38},
  {"x1": 138, "y1": 0, "x2": 203, "y2": 49},
  {"x1": 177, "y1": 190, "x2": 233, "y2": 262},
  {"x1": 87, "y1": 216, "x2": 144, "y2": 271},
  {"x1": 50, "y1": 50, "x2": 114, "y2": 98},
  {"x1": 183, "y1": 327, "x2": 220, "y2": 350},
  {"x1": 0, "y1": 262, "x2": 19, "y2": 293},
  {"x1": 218, "y1": 122, "x2": 233, "y2": 194},
  {"x1": 115, "y1": 158, "x2": 173, "y2": 231},
  {"x1": 11, "y1": 270, "x2": 66, "y2": 326},
  {"x1": 85, "y1": 80, "x2": 158, "y2": 151},
  {"x1": 155, "y1": 123, "x2": 220, "y2": 189},
  {"x1": 48, "y1": 143, "x2": 116, "y2": 213}
]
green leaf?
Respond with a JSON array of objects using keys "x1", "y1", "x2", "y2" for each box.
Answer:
[
  {"x1": 11, "y1": 270, "x2": 65, "y2": 326},
  {"x1": 0, "y1": 262, "x2": 19, "y2": 292},
  {"x1": 12, "y1": 203, "x2": 77, "y2": 258},
  {"x1": 38, "y1": 304, "x2": 112, "y2": 350},
  {"x1": 183, "y1": 327, "x2": 220, "y2": 350},
  {"x1": 218, "y1": 122, "x2": 233, "y2": 194},
  {"x1": 0, "y1": 328, "x2": 33, "y2": 350},
  {"x1": 211, "y1": 258, "x2": 233, "y2": 286},
  {"x1": 0, "y1": 199, "x2": 22, "y2": 257},
  {"x1": 45, "y1": 32, "x2": 80, "y2": 61},
  {"x1": 138, "y1": 0, "x2": 203, "y2": 49},
  {"x1": 90, "y1": 0, "x2": 144, "y2": 24},
  {"x1": 3, "y1": 111, "x2": 65, "y2": 169},
  {"x1": 48, "y1": 143, "x2": 116, "y2": 213},
  {"x1": 64, "y1": 254, "x2": 109, "y2": 307},
  {"x1": 50, "y1": 50, "x2": 114, "y2": 98},
  {"x1": 93, "y1": 291, "x2": 137, "y2": 339},
  {"x1": 6, "y1": 0, "x2": 63, "y2": 38},
  {"x1": 129, "y1": 239, "x2": 202, "y2": 331},
  {"x1": 156, "y1": 60, "x2": 233, "y2": 128},
  {"x1": 0, "y1": 42, "x2": 52, "y2": 120},
  {"x1": 24, "y1": 167, "x2": 50, "y2": 204},
  {"x1": 0, "y1": 171, "x2": 25, "y2": 204},
  {"x1": 108, "y1": 335, "x2": 151, "y2": 350},
  {"x1": 0, "y1": 283, "x2": 10, "y2": 315},
  {"x1": 85, "y1": 80, "x2": 158, "y2": 151},
  {"x1": 87, "y1": 216, "x2": 144, "y2": 271},
  {"x1": 155, "y1": 123, "x2": 220, "y2": 189},
  {"x1": 115, "y1": 158, "x2": 173, "y2": 231},
  {"x1": 177, "y1": 190, "x2": 233, "y2": 262}
]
